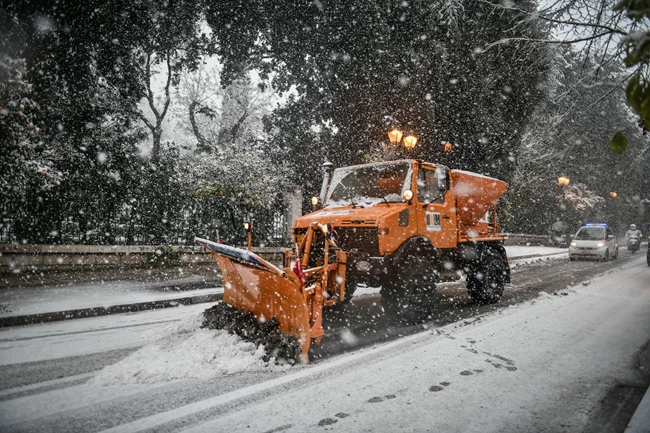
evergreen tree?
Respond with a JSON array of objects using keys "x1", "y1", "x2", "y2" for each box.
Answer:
[
  {"x1": 506, "y1": 47, "x2": 649, "y2": 234},
  {"x1": 207, "y1": 0, "x2": 549, "y2": 198}
]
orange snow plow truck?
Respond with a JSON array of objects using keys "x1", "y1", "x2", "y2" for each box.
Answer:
[{"x1": 196, "y1": 159, "x2": 510, "y2": 360}]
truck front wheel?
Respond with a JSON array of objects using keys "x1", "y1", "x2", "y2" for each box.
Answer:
[
  {"x1": 381, "y1": 272, "x2": 436, "y2": 323},
  {"x1": 341, "y1": 271, "x2": 358, "y2": 303},
  {"x1": 467, "y1": 252, "x2": 506, "y2": 304}
]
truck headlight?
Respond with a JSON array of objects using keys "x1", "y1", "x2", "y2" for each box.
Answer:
[
  {"x1": 570, "y1": 241, "x2": 577, "y2": 247},
  {"x1": 356, "y1": 261, "x2": 372, "y2": 272},
  {"x1": 596, "y1": 242, "x2": 604, "y2": 247}
]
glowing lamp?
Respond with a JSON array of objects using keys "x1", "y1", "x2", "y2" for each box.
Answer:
[
  {"x1": 387, "y1": 129, "x2": 403, "y2": 146},
  {"x1": 403, "y1": 135, "x2": 418, "y2": 150},
  {"x1": 558, "y1": 177, "x2": 570, "y2": 186}
]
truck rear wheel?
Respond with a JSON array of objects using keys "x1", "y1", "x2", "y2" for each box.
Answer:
[
  {"x1": 467, "y1": 252, "x2": 506, "y2": 304},
  {"x1": 381, "y1": 272, "x2": 436, "y2": 323}
]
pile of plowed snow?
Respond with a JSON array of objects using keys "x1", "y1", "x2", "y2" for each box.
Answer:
[
  {"x1": 92, "y1": 313, "x2": 293, "y2": 385},
  {"x1": 202, "y1": 302, "x2": 303, "y2": 364}
]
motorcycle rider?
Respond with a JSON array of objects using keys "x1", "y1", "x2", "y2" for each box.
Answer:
[{"x1": 625, "y1": 224, "x2": 643, "y2": 252}]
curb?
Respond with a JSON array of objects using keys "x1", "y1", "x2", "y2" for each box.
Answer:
[
  {"x1": 626, "y1": 386, "x2": 650, "y2": 433},
  {"x1": 0, "y1": 293, "x2": 223, "y2": 328}
]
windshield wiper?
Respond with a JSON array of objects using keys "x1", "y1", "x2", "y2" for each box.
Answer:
[
  {"x1": 382, "y1": 196, "x2": 390, "y2": 206},
  {"x1": 350, "y1": 199, "x2": 364, "y2": 208},
  {"x1": 422, "y1": 191, "x2": 448, "y2": 207}
]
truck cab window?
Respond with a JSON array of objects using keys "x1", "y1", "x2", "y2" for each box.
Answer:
[{"x1": 418, "y1": 169, "x2": 444, "y2": 204}]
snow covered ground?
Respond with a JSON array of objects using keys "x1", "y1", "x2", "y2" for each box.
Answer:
[
  {"x1": 506, "y1": 245, "x2": 569, "y2": 268},
  {"x1": 173, "y1": 256, "x2": 650, "y2": 433},
  {"x1": 0, "y1": 304, "x2": 208, "y2": 365},
  {"x1": 505, "y1": 245, "x2": 567, "y2": 258},
  {"x1": 90, "y1": 313, "x2": 285, "y2": 385},
  {"x1": 0, "y1": 255, "x2": 647, "y2": 432},
  {"x1": 0, "y1": 284, "x2": 222, "y2": 318}
]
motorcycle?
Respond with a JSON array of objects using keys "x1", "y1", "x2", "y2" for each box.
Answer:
[{"x1": 628, "y1": 236, "x2": 640, "y2": 253}]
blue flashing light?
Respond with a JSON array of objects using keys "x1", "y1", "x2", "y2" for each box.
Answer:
[
  {"x1": 598, "y1": 223, "x2": 608, "y2": 226},
  {"x1": 585, "y1": 223, "x2": 594, "y2": 226}
]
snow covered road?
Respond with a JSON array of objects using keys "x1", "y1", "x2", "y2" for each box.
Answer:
[
  {"x1": 189, "y1": 256, "x2": 649, "y2": 433},
  {"x1": 0, "y1": 254, "x2": 648, "y2": 432}
]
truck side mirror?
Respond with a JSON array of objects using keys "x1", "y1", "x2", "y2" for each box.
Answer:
[{"x1": 436, "y1": 166, "x2": 450, "y2": 191}]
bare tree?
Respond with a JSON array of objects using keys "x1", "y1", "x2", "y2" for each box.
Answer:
[
  {"x1": 217, "y1": 76, "x2": 276, "y2": 148},
  {"x1": 175, "y1": 64, "x2": 221, "y2": 151},
  {"x1": 136, "y1": 52, "x2": 173, "y2": 160},
  {"x1": 175, "y1": 68, "x2": 276, "y2": 153}
]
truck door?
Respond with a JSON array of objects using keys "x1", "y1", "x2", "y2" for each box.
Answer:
[{"x1": 416, "y1": 166, "x2": 457, "y2": 249}]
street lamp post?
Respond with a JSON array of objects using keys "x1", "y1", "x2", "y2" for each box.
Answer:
[{"x1": 244, "y1": 221, "x2": 253, "y2": 250}]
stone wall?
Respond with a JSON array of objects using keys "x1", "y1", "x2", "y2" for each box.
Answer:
[{"x1": 0, "y1": 244, "x2": 288, "y2": 274}]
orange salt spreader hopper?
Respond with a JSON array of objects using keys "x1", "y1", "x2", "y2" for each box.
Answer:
[{"x1": 196, "y1": 222, "x2": 347, "y2": 361}]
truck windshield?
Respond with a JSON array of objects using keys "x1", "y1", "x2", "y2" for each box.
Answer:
[
  {"x1": 326, "y1": 161, "x2": 411, "y2": 208},
  {"x1": 574, "y1": 227, "x2": 606, "y2": 240}
]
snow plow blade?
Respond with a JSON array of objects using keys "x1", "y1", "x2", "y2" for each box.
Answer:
[{"x1": 195, "y1": 238, "x2": 312, "y2": 359}]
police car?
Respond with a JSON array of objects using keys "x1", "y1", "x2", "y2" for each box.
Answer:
[{"x1": 569, "y1": 223, "x2": 618, "y2": 261}]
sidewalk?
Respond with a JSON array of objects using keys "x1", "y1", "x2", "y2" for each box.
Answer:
[
  {"x1": 506, "y1": 245, "x2": 568, "y2": 265},
  {"x1": 0, "y1": 265, "x2": 224, "y2": 326},
  {"x1": 0, "y1": 245, "x2": 568, "y2": 327}
]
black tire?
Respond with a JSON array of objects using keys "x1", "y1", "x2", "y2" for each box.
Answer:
[
  {"x1": 614, "y1": 248, "x2": 619, "y2": 260},
  {"x1": 467, "y1": 252, "x2": 506, "y2": 304},
  {"x1": 381, "y1": 271, "x2": 436, "y2": 323},
  {"x1": 569, "y1": 256, "x2": 576, "y2": 262},
  {"x1": 603, "y1": 250, "x2": 609, "y2": 262},
  {"x1": 341, "y1": 271, "x2": 358, "y2": 303}
]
